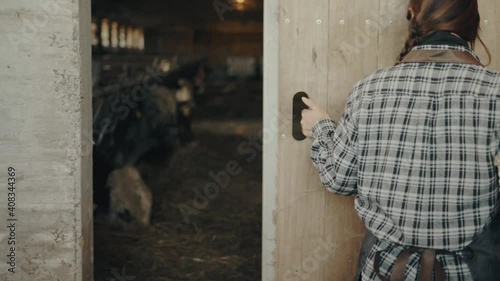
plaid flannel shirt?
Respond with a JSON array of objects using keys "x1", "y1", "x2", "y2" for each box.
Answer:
[{"x1": 311, "y1": 44, "x2": 500, "y2": 281}]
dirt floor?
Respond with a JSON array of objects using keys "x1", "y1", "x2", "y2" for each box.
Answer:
[{"x1": 94, "y1": 80, "x2": 263, "y2": 281}]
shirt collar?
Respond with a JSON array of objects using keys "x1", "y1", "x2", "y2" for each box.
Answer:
[
  {"x1": 419, "y1": 31, "x2": 469, "y2": 48},
  {"x1": 412, "y1": 44, "x2": 481, "y2": 62},
  {"x1": 411, "y1": 31, "x2": 480, "y2": 62}
]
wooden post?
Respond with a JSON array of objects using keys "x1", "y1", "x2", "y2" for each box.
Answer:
[{"x1": 263, "y1": 1, "x2": 500, "y2": 280}]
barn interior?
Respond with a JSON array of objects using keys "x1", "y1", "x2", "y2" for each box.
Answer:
[{"x1": 90, "y1": 1, "x2": 263, "y2": 280}]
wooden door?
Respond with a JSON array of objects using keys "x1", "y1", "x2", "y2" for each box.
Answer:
[{"x1": 263, "y1": 0, "x2": 500, "y2": 280}]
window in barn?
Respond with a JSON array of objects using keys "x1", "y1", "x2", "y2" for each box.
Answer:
[
  {"x1": 110, "y1": 21, "x2": 119, "y2": 48},
  {"x1": 91, "y1": 18, "x2": 99, "y2": 46},
  {"x1": 126, "y1": 26, "x2": 134, "y2": 49},
  {"x1": 132, "y1": 27, "x2": 145, "y2": 50},
  {"x1": 119, "y1": 26, "x2": 127, "y2": 48},
  {"x1": 138, "y1": 28, "x2": 145, "y2": 50},
  {"x1": 100, "y1": 19, "x2": 110, "y2": 48},
  {"x1": 132, "y1": 28, "x2": 139, "y2": 49}
]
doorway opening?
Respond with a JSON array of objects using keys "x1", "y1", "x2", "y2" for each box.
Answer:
[{"x1": 90, "y1": 1, "x2": 264, "y2": 280}]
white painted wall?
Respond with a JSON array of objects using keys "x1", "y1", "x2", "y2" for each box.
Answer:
[{"x1": 0, "y1": 0, "x2": 92, "y2": 280}]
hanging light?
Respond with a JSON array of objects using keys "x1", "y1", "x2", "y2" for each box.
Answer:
[
  {"x1": 228, "y1": 0, "x2": 256, "y2": 11},
  {"x1": 235, "y1": 0, "x2": 245, "y2": 11}
]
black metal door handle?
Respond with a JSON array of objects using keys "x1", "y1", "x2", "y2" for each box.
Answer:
[{"x1": 292, "y1": 92, "x2": 309, "y2": 141}]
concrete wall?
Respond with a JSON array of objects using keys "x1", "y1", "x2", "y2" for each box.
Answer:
[{"x1": 0, "y1": 0, "x2": 92, "y2": 280}]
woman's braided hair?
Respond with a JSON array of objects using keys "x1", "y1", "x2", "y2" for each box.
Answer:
[
  {"x1": 396, "y1": 0, "x2": 491, "y2": 65},
  {"x1": 397, "y1": 16, "x2": 425, "y2": 63}
]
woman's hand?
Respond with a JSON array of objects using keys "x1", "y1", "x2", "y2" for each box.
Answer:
[{"x1": 301, "y1": 97, "x2": 331, "y2": 138}]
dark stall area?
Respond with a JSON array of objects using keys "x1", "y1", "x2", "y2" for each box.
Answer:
[{"x1": 91, "y1": 1, "x2": 263, "y2": 280}]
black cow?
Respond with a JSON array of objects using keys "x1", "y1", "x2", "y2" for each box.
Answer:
[{"x1": 92, "y1": 59, "x2": 205, "y2": 215}]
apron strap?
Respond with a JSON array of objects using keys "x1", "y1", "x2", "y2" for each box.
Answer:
[
  {"x1": 418, "y1": 249, "x2": 446, "y2": 281},
  {"x1": 401, "y1": 50, "x2": 482, "y2": 65},
  {"x1": 374, "y1": 247, "x2": 448, "y2": 281}
]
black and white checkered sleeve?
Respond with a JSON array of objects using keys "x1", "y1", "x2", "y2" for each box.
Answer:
[{"x1": 310, "y1": 93, "x2": 360, "y2": 196}]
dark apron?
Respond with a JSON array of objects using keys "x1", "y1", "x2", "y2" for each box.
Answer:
[
  {"x1": 355, "y1": 212, "x2": 500, "y2": 281},
  {"x1": 355, "y1": 49, "x2": 497, "y2": 281}
]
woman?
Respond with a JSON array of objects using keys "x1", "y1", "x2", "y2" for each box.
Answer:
[{"x1": 301, "y1": 0, "x2": 500, "y2": 280}]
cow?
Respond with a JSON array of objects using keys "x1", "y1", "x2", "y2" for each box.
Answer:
[
  {"x1": 92, "y1": 58, "x2": 206, "y2": 220},
  {"x1": 107, "y1": 166, "x2": 153, "y2": 227}
]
